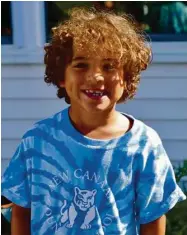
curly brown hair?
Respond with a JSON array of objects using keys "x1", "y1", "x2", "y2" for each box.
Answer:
[{"x1": 44, "y1": 7, "x2": 152, "y2": 104}]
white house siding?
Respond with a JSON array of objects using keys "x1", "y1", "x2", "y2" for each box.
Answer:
[{"x1": 2, "y1": 55, "x2": 187, "y2": 177}]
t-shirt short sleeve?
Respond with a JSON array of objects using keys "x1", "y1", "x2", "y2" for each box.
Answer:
[
  {"x1": 1, "y1": 140, "x2": 31, "y2": 208},
  {"x1": 135, "y1": 130, "x2": 186, "y2": 224}
]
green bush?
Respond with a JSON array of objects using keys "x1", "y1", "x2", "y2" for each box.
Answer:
[{"x1": 166, "y1": 160, "x2": 187, "y2": 235}]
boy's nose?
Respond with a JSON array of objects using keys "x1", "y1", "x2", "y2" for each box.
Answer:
[
  {"x1": 94, "y1": 74, "x2": 104, "y2": 81},
  {"x1": 86, "y1": 73, "x2": 104, "y2": 83}
]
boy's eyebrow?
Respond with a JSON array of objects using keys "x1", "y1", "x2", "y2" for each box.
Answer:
[
  {"x1": 72, "y1": 56, "x2": 88, "y2": 61},
  {"x1": 103, "y1": 58, "x2": 118, "y2": 62},
  {"x1": 72, "y1": 57, "x2": 119, "y2": 62},
  {"x1": 103, "y1": 58, "x2": 120, "y2": 64}
]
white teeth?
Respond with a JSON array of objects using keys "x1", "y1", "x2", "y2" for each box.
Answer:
[
  {"x1": 93, "y1": 93, "x2": 101, "y2": 96},
  {"x1": 85, "y1": 90, "x2": 104, "y2": 96},
  {"x1": 86, "y1": 90, "x2": 93, "y2": 93}
]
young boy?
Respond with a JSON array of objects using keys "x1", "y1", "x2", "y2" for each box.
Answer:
[{"x1": 1, "y1": 7, "x2": 186, "y2": 235}]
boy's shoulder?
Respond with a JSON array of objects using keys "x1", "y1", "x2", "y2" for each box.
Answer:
[
  {"x1": 35, "y1": 108, "x2": 66, "y2": 127},
  {"x1": 22, "y1": 108, "x2": 68, "y2": 140},
  {"x1": 129, "y1": 114, "x2": 162, "y2": 147}
]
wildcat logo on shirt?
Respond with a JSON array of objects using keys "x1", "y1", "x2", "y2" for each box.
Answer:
[
  {"x1": 46, "y1": 167, "x2": 115, "y2": 233},
  {"x1": 60, "y1": 187, "x2": 97, "y2": 230}
]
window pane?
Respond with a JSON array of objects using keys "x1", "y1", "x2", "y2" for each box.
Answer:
[
  {"x1": 45, "y1": 1, "x2": 187, "y2": 42},
  {"x1": 1, "y1": 1, "x2": 13, "y2": 44}
]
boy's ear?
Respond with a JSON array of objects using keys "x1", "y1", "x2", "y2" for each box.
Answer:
[{"x1": 59, "y1": 80, "x2": 65, "y2": 88}]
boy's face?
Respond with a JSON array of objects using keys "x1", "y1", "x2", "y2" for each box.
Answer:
[{"x1": 60, "y1": 48, "x2": 126, "y2": 114}]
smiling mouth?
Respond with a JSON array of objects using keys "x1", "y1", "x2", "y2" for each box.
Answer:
[
  {"x1": 83, "y1": 89, "x2": 107, "y2": 100},
  {"x1": 82, "y1": 89, "x2": 107, "y2": 99}
]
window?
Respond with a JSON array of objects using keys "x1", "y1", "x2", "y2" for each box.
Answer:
[
  {"x1": 45, "y1": 1, "x2": 187, "y2": 42},
  {"x1": 1, "y1": 1, "x2": 13, "y2": 44},
  {"x1": 121, "y1": 1, "x2": 187, "y2": 41}
]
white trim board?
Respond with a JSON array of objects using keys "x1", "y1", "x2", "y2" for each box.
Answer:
[{"x1": 2, "y1": 42, "x2": 187, "y2": 64}]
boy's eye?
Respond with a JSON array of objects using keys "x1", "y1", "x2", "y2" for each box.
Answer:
[
  {"x1": 73, "y1": 63, "x2": 88, "y2": 69},
  {"x1": 103, "y1": 63, "x2": 116, "y2": 71}
]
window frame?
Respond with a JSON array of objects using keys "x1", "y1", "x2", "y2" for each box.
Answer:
[
  {"x1": 150, "y1": 34, "x2": 187, "y2": 42},
  {"x1": 2, "y1": 1, "x2": 46, "y2": 64}
]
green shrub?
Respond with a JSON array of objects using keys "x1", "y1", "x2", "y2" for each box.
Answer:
[{"x1": 166, "y1": 160, "x2": 187, "y2": 235}]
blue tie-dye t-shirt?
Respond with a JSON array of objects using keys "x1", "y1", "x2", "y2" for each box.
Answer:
[{"x1": 2, "y1": 108, "x2": 186, "y2": 235}]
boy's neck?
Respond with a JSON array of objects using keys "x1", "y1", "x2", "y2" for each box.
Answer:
[
  {"x1": 68, "y1": 105, "x2": 131, "y2": 138},
  {"x1": 69, "y1": 105, "x2": 116, "y2": 128}
]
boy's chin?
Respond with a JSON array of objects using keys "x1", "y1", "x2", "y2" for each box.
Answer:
[{"x1": 82, "y1": 102, "x2": 114, "y2": 114}]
